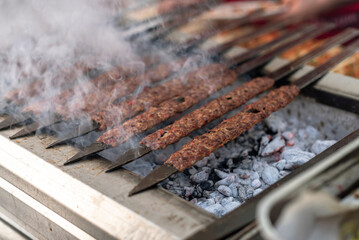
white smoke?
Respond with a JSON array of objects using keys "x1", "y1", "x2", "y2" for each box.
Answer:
[{"x1": 0, "y1": 0, "x2": 137, "y2": 109}]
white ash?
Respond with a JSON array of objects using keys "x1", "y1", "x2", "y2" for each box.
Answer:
[
  {"x1": 311, "y1": 140, "x2": 337, "y2": 155},
  {"x1": 159, "y1": 113, "x2": 340, "y2": 217}
]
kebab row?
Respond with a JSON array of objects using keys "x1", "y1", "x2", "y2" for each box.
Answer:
[
  {"x1": 101, "y1": 27, "x2": 358, "y2": 171},
  {"x1": 65, "y1": 23, "x2": 336, "y2": 164},
  {"x1": 3, "y1": 18, "x2": 300, "y2": 144},
  {"x1": 129, "y1": 34, "x2": 359, "y2": 196}
]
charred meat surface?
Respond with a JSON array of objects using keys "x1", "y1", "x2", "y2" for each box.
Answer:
[
  {"x1": 91, "y1": 63, "x2": 230, "y2": 130},
  {"x1": 165, "y1": 85, "x2": 300, "y2": 172},
  {"x1": 141, "y1": 77, "x2": 275, "y2": 150},
  {"x1": 97, "y1": 68, "x2": 237, "y2": 146}
]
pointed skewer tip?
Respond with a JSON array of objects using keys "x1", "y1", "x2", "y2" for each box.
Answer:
[
  {"x1": 128, "y1": 164, "x2": 178, "y2": 197},
  {"x1": 106, "y1": 145, "x2": 152, "y2": 173},
  {"x1": 64, "y1": 141, "x2": 108, "y2": 166}
]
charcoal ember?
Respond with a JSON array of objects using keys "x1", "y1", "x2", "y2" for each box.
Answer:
[
  {"x1": 259, "y1": 135, "x2": 271, "y2": 155},
  {"x1": 239, "y1": 158, "x2": 252, "y2": 170},
  {"x1": 311, "y1": 140, "x2": 336, "y2": 155},
  {"x1": 253, "y1": 188, "x2": 263, "y2": 196},
  {"x1": 190, "y1": 170, "x2": 209, "y2": 183},
  {"x1": 238, "y1": 178, "x2": 251, "y2": 186},
  {"x1": 195, "y1": 155, "x2": 210, "y2": 168},
  {"x1": 261, "y1": 165, "x2": 280, "y2": 185},
  {"x1": 210, "y1": 191, "x2": 225, "y2": 203},
  {"x1": 261, "y1": 137, "x2": 285, "y2": 156},
  {"x1": 279, "y1": 170, "x2": 290, "y2": 177},
  {"x1": 196, "y1": 185, "x2": 203, "y2": 195},
  {"x1": 226, "y1": 158, "x2": 234, "y2": 168},
  {"x1": 250, "y1": 172, "x2": 260, "y2": 180},
  {"x1": 214, "y1": 175, "x2": 238, "y2": 187},
  {"x1": 190, "y1": 198, "x2": 198, "y2": 204},
  {"x1": 199, "y1": 180, "x2": 213, "y2": 191},
  {"x1": 221, "y1": 197, "x2": 234, "y2": 206},
  {"x1": 188, "y1": 167, "x2": 198, "y2": 175},
  {"x1": 282, "y1": 148, "x2": 315, "y2": 170},
  {"x1": 237, "y1": 185, "x2": 247, "y2": 202},
  {"x1": 298, "y1": 126, "x2": 321, "y2": 146},
  {"x1": 214, "y1": 169, "x2": 230, "y2": 179},
  {"x1": 223, "y1": 201, "x2": 241, "y2": 214},
  {"x1": 265, "y1": 115, "x2": 287, "y2": 133},
  {"x1": 218, "y1": 185, "x2": 232, "y2": 197},
  {"x1": 246, "y1": 188, "x2": 254, "y2": 199},
  {"x1": 229, "y1": 183, "x2": 239, "y2": 198},
  {"x1": 205, "y1": 204, "x2": 225, "y2": 216},
  {"x1": 274, "y1": 159, "x2": 286, "y2": 171},
  {"x1": 282, "y1": 131, "x2": 294, "y2": 141},
  {"x1": 196, "y1": 198, "x2": 215, "y2": 209},
  {"x1": 251, "y1": 179, "x2": 262, "y2": 189},
  {"x1": 176, "y1": 173, "x2": 191, "y2": 187},
  {"x1": 184, "y1": 187, "x2": 195, "y2": 197}
]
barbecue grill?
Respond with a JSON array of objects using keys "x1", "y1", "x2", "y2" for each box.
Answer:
[{"x1": 1, "y1": 1, "x2": 359, "y2": 239}]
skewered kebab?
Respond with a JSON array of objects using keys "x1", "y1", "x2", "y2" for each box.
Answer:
[
  {"x1": 33, "y1": 22, "x2": 303, "y2": 149},
  {"x1": 105, "y1": 27, "x2": 358, "y2": 172},
  {"x1": 170, "y1": 9, "x2": 279, "y2": 54},
  {"x1": 128, "y1": 36, "x2": 359, "y2": 196},
  {"x1": 65, "y1": 23, "x2": 329, "y2": 165},
  {"x1": 6, "y1": 18, "x2": 294, "y2": 139},
  {"x1": 9, "y1": 59, "x2": 187, "y2": 139},
  {"x1": 0, "y1": 55, "x2": 161, "y2": 130}
]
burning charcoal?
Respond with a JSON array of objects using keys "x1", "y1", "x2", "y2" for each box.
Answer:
[
  {"x1": 188, "y1": 167, "x2": 198, "y2": 175},
  {"x1": 176, "y1": 173, "x2": 191, "y2": 187},
  {"x1": 190, "y1": 198, "x2": 198, "y2": 204},
  {"x1": 240, "y1": 158, "x2": 252, "y2": 170},
  {"x1": 251, "y1": 179, "x2": 262, "y2": 189},
  {"x1": 298, "y1": 126, "x2": 321, "y2": 145},
  {"x1": 205, "y1": 204, "x2": 225, "y2": 217},
  {"x1": 209, "y1": 191, "x2": 225, "y2": 203},
  {"x1": 246, "y1": 188, "x2": 254, "y2": 199},
  {"x1": 265, "y1": 115, "x2": 287, "y2": 133},
  {"x1": 199, "y1": 181, "x2": 213, "y2": 191},
  {"x1": 196, "y1": 199, "x2": 216, "y2": 209},
  {"x1": 202, "y1": 167, "x2": 211, "y2": 173},
  {"x1": 229, "y1": 183, "x2": 239, "y2": 198},
  {"x1": 282, "y1": 148, "x2": 315, "y2": 170},
  {"x1": 214, "y1": 175, "x2": 237, "y2": 187},
  {"x1": 195, "y1": 156, "x2": 209, "y2": 168},
  {"x1": 253, "y1": 188, "x2": 263, "y2": 196},
  {"x1": 221, "y1": 197, "x2": 234, "y2": 206},
  {"x1": 282, "y1": 131, "x2": 294, "y2": 141},
  {"x1": 274, "y1": 160, "x2": 286, "y2": 171},
  {"x1": 250, "y1": 172, "x2": 260, "y2": 180},
  {"x1": 261, "y1": 165, "x2": 280, "y2": 185},
  {"x1": 261, "y1": 137, "x2": 285, "y2": 156},
  {"x1": 259, "y1": 135, "x2": 271, "y2": 155},
  {"x1": 311, "y1": 140, "x2": 337, "y2": 155},
  {"x1": 184, "y1": 187, "x2": 195, "y2": 197},
  {"x1": 190, "y1": 170, "x2": 209, "y2": 183},
  {"x1": 237, "y1": 185, "x2": 247, "y2": 202},
  {"x1": 226, "y1": 158, "x2": 234, "y2": 168},
  {"x1": 214, "y1": 169, "x2": 230, "y2": 179},
  {"x1": 223, "y1": 201, "x2": 241, "y2": 214},
  {"x1": 218, "y1": 185, "x2": 232, "y2": 197},
  {"x1": 279, "y1": 170, "x2": 290, "y2": 177}
]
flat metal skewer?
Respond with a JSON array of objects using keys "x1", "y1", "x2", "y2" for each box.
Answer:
[
  {"x1": 0, "y1": 113, "x2": 32, "y2": 130},
  {"x1": 9, "y1": 114, "x2": 63, "y2": 139},
  {"x1": 128, "y1": 36, "x2": 359, "y2": 196},
  {"x1": 64, "y1": 141, "x2": 109, "y2": 165},
  {"x1": 106, "y1": 23, "x2": 349, "y2": 172},
  {"x1": 47, "y1": 21, "x2": 305, "y2": 150},
  {"x1": 46, "y1": 122, "x2": 100, "y2": 149}
]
